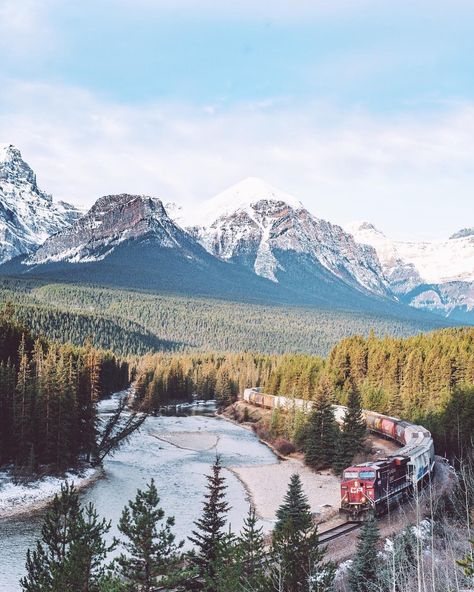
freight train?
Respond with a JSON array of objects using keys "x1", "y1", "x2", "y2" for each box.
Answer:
[{"x1": 242, "y1": 388, "x2": 435, "y2": 518}]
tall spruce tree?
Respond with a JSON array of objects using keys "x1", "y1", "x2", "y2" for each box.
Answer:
[
  {"x1": 237, "y1": 507, "x2": 268, "y2": 592},
  {"x1": 304, "y1": 376, "x2": 339, "y2": 470},
  {"x1": 115, "y1": 479, "x2": 183, "y2": 591},
  {"x1": 21, "y1": 482, "x2": 115, "y2": 592},
  {"x1": 334, "y1": 382, "x2": 366, "y2": 473},
  {"x1": 188, "y1": 456, "x2": 230, "y2": 591},
  {"x1": 271, "y1": 474, "x2": 335, "y2": 592},
  {"x1": 215, "y1": 368, "x2": 234, "y2": 409},
  {"x1": 14, "y1": 335, "x2": 33, "y2": 469},
  {"x1": 347, "y1": 515, "x2": 380, "y2": 592}
]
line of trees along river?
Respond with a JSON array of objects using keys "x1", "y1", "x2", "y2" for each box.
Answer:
[
  {"x1": 0, "y1": 310, "x2": 129, "y2": 476},
  {"x1": 132, "y1": 328, "x2": 474, "y2": 459}
]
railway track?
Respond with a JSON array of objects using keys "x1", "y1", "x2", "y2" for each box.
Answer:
[{"x1": 318, "y1": 521, "x2": 362, "y2": 544}]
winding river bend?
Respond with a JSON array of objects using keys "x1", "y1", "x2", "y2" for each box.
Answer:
[{"x1": 0, "y1": 395, "x2": 276, "y2": 591}]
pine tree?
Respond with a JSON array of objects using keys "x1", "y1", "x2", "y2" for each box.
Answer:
[
  {"x1": 210, "y1": 534, "x2": 241, "y2": 592},
  {"x1": 215, "y1": 368, "x2": 234, "y2": 409},
  {"x1": 188, "y1": 456, "x2": 230, "y2": 591},
  {"x1": 304, "y1": 377, "x2": 339, "y2": 470},
  {"x1": 271, "y1": 474, "x2": 335, "y2": 592},
  {"x1": 20, "y1": 482, "x2": 115, "y2": 592},
  {"x1": 347, "y1": 515, "x2": 380, "y2": 592},
  {"x1": 68, "y1": 502, "x2": 117, "y2": 592},
  {"x1": 334, "y1": 382, "x2": 366, "y2": 473},
  {"x1": 14, "y1": 335, "x2": 33, "y2": 469},
  {"x1": 115, "y1": 479, "x2": 183, "y2": 591},
  {"x1": 237, "y1": 507, "x2": 268, "y2": 592}
]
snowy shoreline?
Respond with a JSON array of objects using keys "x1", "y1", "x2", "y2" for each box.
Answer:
[{"x1": 0, "y1": 466, "x2": 103, "y2": 519}]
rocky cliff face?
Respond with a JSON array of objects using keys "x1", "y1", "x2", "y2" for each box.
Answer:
[
  {"x1": 188, "y1": 178, "x2": 390, "y2": 297},
  {"x1": 0, "y1": 144, "x2": 83, "y2": 263},
  {"x1": 347, "y1": 221, "x2": 474, "y2": 320},
  {"x1": 29, "y1": 193, "x2": 192, "y2": 264}
]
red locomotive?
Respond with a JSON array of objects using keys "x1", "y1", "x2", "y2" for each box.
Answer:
[
  {"x1": 340, "y1": 456, "x2": 411, "y2": 518},
  {"x1": 340, "y1": 410, "x2": 435, "y2": 518}
]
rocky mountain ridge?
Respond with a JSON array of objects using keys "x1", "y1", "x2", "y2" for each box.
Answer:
[
  {"x1": 30, "y1": 193, "x2": 192, "y2": 264},
  {"x1": 347, "y1": 221, "x2": 474, "y2": 321},
  {"x1": 0, "y1": 144, "x2": 84, "y2": 262},
  {"x1": 0, "y1": 144, "x2": 471, "y2": 322}
]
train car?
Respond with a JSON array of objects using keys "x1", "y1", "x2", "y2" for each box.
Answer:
[{"x1": 381, "y1": 418, "x2": 397, "y2": 440}]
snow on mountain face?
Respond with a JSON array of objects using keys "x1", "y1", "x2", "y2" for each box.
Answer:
[
  {"x1": 29, "y1": 193, "x2": 190, "y2": 264},
  {"x1": 0, "y1": 144, "x2": 84, "y2": 263},
  {"x1": 192, "y1": 177, "x2": 304, "y2": 227},
  {"x1": 347, "y1": 221, "x2": 474, "y2": 286},
  {"x1": 347, "y1": 221, "x2": 474, "y2": 317},
  {"x1": 190, "y1": 178, "x2": 390, "y2": 296},
  {"x1": 164, "y1": 201, "x2": 185, "y2": 228}
]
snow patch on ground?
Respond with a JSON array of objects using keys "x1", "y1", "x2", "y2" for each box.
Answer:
[{"x1": 0, "y1": 467, "x2": 99, "y2": 518}]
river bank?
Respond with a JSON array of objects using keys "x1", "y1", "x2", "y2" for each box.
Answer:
[
  {"x1": 0, "y1": 401, "x2": 278, "y2": 591},
  {"x1": 220, "y1": 404, "x2": 342, "y2": 523},
  {"x1": 0, "y1": 466, "x2": 103, "y2": 519}
]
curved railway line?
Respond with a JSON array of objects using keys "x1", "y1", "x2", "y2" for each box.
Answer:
[{"x1": 242, "y1": 388, "x2": 436, "y2": 519}]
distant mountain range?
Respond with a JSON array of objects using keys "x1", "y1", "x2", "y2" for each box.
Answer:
[
  {"x1": 347, "y1": 221, "x2": 474, "y2": 322},
  {"x1": 0, "y1": 144, "x2": 471, "y2": 324}
]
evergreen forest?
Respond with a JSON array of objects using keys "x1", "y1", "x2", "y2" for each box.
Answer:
[
  {"x1": 0, "y1": 309, "x2": 130, "y2": 476},
  {"x1": 0, "y1": 278, "x2": 452, "y2": 356}
]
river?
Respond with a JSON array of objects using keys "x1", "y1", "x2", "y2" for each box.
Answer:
[{"x1": 0, "y1": 394, "x2": 277, "y2": 591}]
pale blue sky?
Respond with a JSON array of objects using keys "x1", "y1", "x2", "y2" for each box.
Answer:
[{"x1": 1, "y1": 0, "x2": 474, "y2": 239}]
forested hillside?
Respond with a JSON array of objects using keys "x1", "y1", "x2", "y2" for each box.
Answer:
[
  {"x1": 133, "y1": 328, "x2": 474, "y2": 458},
  {"x1": 0, "y1": 309, "x2": 129, "y2": 476},
  {"x1": 326, "y1": 328, "x2": 474, "y2": 456},
  {"x1": 0, "y1": 279, "x2": 452, "y2": 356}
]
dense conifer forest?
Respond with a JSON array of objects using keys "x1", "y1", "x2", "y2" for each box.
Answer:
[
  {"x1": 0, "y1": 278, "x2": 452, "y2": 356},
  {"x1": 133, "y1": 328, "x2": 474, "y2": 458},
  {"x1": 0, "y1": 309, "x2": 129, "y2": 476}
]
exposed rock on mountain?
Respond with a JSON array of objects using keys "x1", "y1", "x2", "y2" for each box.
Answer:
[
  {"x1": 347, "y1": 221, "x2": 474, "y2": 321},
  {"x1": 0, "y1": 144, "x2": 83, "y2": 263},
  {"x1": 189, "y1": 178, "x2": 390, "y2": 297},
  {"x1": 29, "y1": 193, "x2": 194, "y2": 264}
]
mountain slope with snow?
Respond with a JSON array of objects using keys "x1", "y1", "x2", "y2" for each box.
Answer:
[
  {"x1": 347, "y1": 221, "x2": 474, "y2": 320},
  {"x1": 0, "y1": 144, "x2": 83, "y2": 263},
  {"x1": 3, "y1": 181, "x2": 414, "y2": 315},
  {"x1": 189, "y1": 178, "x2": 391, "y2": 298},
  {"x1": 29, "y1": 193, "x2": 194, "y2": 264}
]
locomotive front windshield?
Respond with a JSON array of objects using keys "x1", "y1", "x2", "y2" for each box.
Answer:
[
  {"x1": 359, "y1": 471, "x2": 376, "y2": 479},
  {"x1": 343, "y1": 471, "x2": 359, "y2": 479}
]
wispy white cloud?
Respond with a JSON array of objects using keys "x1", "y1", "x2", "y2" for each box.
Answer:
[
  {"x1": 1, "y1": 79, "x2": 473, "y2": 240},
  {"x1": 0, "y1": 0, "x2": 57, "y2": 55}
]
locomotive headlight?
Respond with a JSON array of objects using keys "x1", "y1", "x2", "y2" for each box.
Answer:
[{"x1": 355, "y1": 481, "x2": 359, "y2": 488}]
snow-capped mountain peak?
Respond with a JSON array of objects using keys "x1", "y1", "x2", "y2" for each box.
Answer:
[
  {"x1": 190, "y1": 180, "x2": 390, "y2": 296},
  {"x1": 195, "y1": 177, "x2": 304, "y2": 227},
  {"x1": 450, "y1": 228, "x2": 474, "y2": 240},
  {"x1": 0, "y1": 144, "x2": 84, "y2": 263},
  {"x1": 0, "y1": 144, "x2": 42, "y2": 191},
  {"x1": 348, "y1": 220, "x2": 474, "y2": 320},
  {"x1": 346, "y1": 220, "x2": 385, "y2": 236}
]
